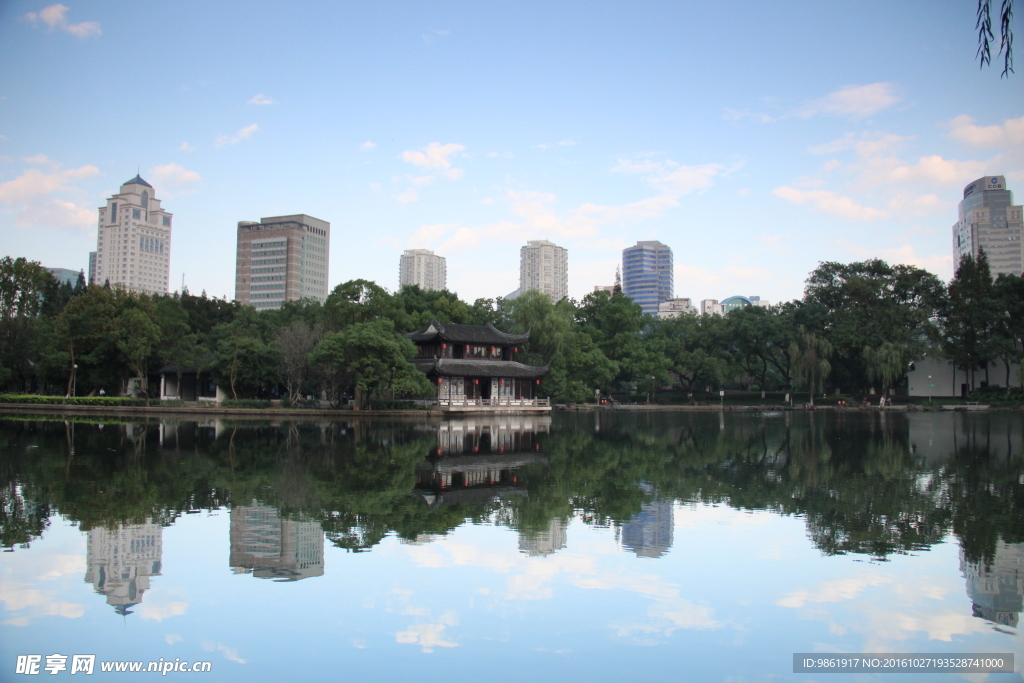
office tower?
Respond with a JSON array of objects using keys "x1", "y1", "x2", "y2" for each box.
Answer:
[
  {"x1": 952, "y1": 176, "x2": 1024, "y2": 277},
  {"x1": 519, "y1": 240, "x2": 568, "y2": 301},
  {"x1": 88, "y1": 251, "x2": 97, "y2": 285},
  {"x1": 235, "y1": 214, "x2": 330, "y2": 310},
  {"x1": 622, "y1": 241, "x2": 673, "y2": 316},
  {"x1": 399, "y1": 248, "x2": 447, "y2": 291},
  {"x1": 93, "y1": 174, "x2": 172, "y2": 294},
  {"x1": 45, "y1": 267, "x2": 79, "y2": 286},
  {"x1": 657, "y1": 298, "x2": 696, "y2": 319}
]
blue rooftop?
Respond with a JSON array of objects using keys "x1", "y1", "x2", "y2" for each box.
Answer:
[{"x1": 123, "y1": 174, "x2": 153, "y2": 188}]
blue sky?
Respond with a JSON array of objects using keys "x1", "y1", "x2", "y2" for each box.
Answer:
[{"x1": 0, "y1": 1, "x2": 1020, "y2": 304}]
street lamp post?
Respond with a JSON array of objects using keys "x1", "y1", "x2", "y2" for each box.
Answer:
[
  {"x1": 928, "y1": 375, "x2": 932, "y2": 405},
  {"x1": 72, "y1": 364, "x2": 78, "y2": 397}
]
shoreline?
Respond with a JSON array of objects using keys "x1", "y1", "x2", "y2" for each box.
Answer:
[{"x1": 0, "y1": 401, "x2": 1014, "y2": 420}]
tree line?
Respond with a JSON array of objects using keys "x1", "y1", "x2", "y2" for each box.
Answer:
[{"x1": 0, "y1": 253, "x2": 1021, "y2": 405}]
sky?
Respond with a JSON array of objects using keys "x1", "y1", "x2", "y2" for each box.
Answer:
[{"x1": 0, "y1": 1, "x2": 1021, "y2": 306}]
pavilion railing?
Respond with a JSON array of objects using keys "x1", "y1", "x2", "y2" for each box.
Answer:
[{"x1": 436, "y1": 398, "x2": 550, "y2": 408}]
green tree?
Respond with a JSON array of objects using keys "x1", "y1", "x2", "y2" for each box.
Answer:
[
  {"x1": 803, "y1": 259, "x2": 943, "y2": 394},
  {"x1": 992, "y1": 273, "x2": 1024, "y2": 391},
  {"x1": 544, "y1": 331, "x2": 619, "y2": 402},
  {"x1": 940, "y1": 253, "x2": 999, "y2": 394},
  {"x1": 862, "y1": 341, "x2": 904, "y2": 399},
  {"x1": 309, "y1": 320, "x2": 432, "y2": 409},
  {"x1": 790, "y1": 326, "x2": 833, "y2": 406},
  {"x1": 0, "y1": 257, "x2": 58, "y2": 390},
  {"x1": 212, "y1": 309, "x2": 280, "y2": 399},
  {"x1": 116, "y1": 307, "x2": 161, "y2": 405}
]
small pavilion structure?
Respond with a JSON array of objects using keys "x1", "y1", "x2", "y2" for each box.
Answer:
[{"x1": 407, "y1": 320, "x2": 550, "y2": 412}]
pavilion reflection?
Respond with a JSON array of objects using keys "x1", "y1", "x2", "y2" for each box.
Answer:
[{"x1": 412, "y1": 415, "x2": 550, "y2": 509}]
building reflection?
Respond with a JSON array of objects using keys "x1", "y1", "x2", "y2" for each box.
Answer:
[
  {"x1": 961, "y1": 541, "x2": 1024, "y2": 628},
  {"x1": 229, "y1": 503, "x2": 325, "y2": 581},
  {"x1": 412, "y1": 416, "x2": 550, "y2": 509},
  {"x1": 618, "y1": 486, "x2": 674, "y2": 558},
  {"x1": 519, "y1": 518, "x2": 567, "y2": 557},
  {"x1": 84, "y1": 522, "x2": 162, "y2": 615}
]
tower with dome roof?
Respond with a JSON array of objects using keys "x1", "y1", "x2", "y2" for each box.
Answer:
[{"x1": 92, "y1": 174, "x2": 173, "y2": 293}]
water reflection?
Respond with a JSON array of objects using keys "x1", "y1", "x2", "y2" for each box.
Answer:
[
  {"x1": 229, "y1": 504, "x2": 324, "y2": 581},
  {"x1": 84, "y1": 521, "x2": 162, "y2": 615},
  {"x1": 1, "y1": 411, "x2": 1022, "y2": 634},
  {"x1": 961, "y1": 541, "x2": 1024, "y2": 629}
]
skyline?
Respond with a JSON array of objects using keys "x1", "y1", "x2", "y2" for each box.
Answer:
[{"x1": 0, "y1": 1, "x2": 1021, "y2": 305}]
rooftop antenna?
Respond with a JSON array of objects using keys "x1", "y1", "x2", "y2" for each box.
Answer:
[{"x1": 181, "y1": 272, "x2": 185, "y2": 291}]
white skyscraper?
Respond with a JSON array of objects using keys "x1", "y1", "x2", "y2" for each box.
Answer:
[
  {"x1": 93, "y1": 175, "x2": 172, "y2": 294},
  {"x1": 952, "y1": 175, "x2": 1024, "y2": 277},
  {"x1": 519, "y1": 240, "x2": 568, "y2": 301},
  {"x1": 399, "y1": 248, "x2": 447, "y2": 291}
]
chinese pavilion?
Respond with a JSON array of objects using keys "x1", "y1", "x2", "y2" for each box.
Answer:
[{"x1": 407, "y1": 320, "x2": 550, "y2": 412}]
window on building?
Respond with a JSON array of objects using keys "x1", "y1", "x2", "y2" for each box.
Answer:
[
  {"x1": 110, "y1": 203, "x2": 117, "y2": 223},
  {"x1": 132, "y1": 208, "x2": 141, "y2": 219}
]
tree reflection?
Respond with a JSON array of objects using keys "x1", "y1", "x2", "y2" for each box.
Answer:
[{"x1": 0, "y1": 412, "x2": 1020, "y2": 572}]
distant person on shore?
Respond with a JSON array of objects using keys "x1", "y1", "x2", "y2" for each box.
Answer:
[{"x1": 99, "y1": 388, "x2": 105, "y2": 396}]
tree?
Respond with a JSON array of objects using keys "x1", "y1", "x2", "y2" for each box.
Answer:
[
  {"x1": 211, "y1": 309, "x2": 279, "y2": 399},
  {"x1": 274, "y1": 320, "x2": 319, "y2": 403},
  {"x1": 309, "y1": 320, "x2": 431, "y2": 409},
  {"x1": 977, "y1": 0, "x2": 1016, "y2": 77},
  {"x1": 116, "y1": 307, "x2": 161, "y2": 405},
  {"x1": 544, "y1": 331, "x2": 618, "y2": 403},
  {"x1": 992, "y1": 273, "x2": 1024, "y2": 392},
  {"x1": 862, "y1": 342, "x2": 904, "y2": 399},
  {"x1": 803, "y1": 259, "x2": 943, "y2": 394},
  {"x1": 0, "y1": 257, "x2": 58, "y2": 390},
  {"x1": 790, "y1": 327, "x2": 833, "y2": 406},
  {"x1": 940, "y1": 253, "x2": 999, "y2": 394}
]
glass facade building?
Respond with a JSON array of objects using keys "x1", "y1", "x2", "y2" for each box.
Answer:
[
  {"x1": 952, "y1": 176, "x2": 1024, "y2": 277},
  {"x1": 621, "y1": 241, "x2": 673, "y2": 316}
]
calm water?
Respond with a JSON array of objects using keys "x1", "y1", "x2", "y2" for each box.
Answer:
[{"x1": 1, "y1": 410, "x2": 1021, "y2": 682}]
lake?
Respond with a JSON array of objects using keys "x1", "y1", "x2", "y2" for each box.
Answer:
[{"x1": 1, "y1": 410, "x2": 1021, "y2": 681}]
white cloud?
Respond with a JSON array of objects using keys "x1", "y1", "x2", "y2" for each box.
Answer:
[
  {"x1": 778, "y1": 573, "x2": 892, "y2": 609},
  {"x1": 151, "y1": 163, "x2": 201, "y2": 189},
  {"x1": 409, "y1": 174, "x2": 435, "y2": 187},
  {"x1": 360, "y1": 141, "x2": 377, "y2": 150},
  {"x1": 946, "y1": 114, "x2": 1024, "y2": 148},
  {"x1": 395, "y1": 610, "x2": 459, "y2": 653},
  {"x1": 401, "y1": 142, "x2": 464, "y2": 169},
  {"x1": 165, "y1": 634, "x2": 183, "y2": 645},
  {"x1": 773, "y1": 186, "x2": 886, "y2": 222},
  {"x1": 836, "y1": 241, "x2": 954, "y2": 280},
  {"x1": 396, "y1": 188, "x2": 419, "y2": 204},
  {"x1": 246, "y1": 94, "x2": 276, "y2": 106},
  {"x1": 22, "y1": 154, "x2": 53, "y2": 166},
  {"x1": 215, "y1": 123, "x2": 259, "y2": 148},
  {"x1": 799, "y1": 83, "x2": 900, "y2": 119},
  {"x1": 870, "y1": 155, "x2": 986, "y2": 187},
  {"x1": 25, "y1": 4, "x2": 100, "y2": 38},
  {"x1": 884, "y1": 192, "x2": 947, "y2": 216},
  {"x1": 201, "y1": 642, "x2": 246, "y2": 665},
  {"x1": 0, "y1": 164, "x2": 99, "y2": 231},
  {"x1": 178, "y1": 142, "x2": 194, "y2": 152},
  {"x1": 809, "y1": 132, "x2": 912, "y2": 157},
  {"x1": 138, "y1": 601, "x2": 188, "y2": 622},
  {"x1": 409, "y1": 223, "x2": 457, "y2": 246},
  {"x1": 369, "y1": 182, "x2": 381, "y2": 191}
]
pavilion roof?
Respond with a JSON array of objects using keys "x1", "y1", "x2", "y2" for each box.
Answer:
[
  {"x1": 407, "y1": 320, "x2": 530, "y2": 345},
  {"x1": 412, "y1": 358, "x2": 548, "y2": 379}
]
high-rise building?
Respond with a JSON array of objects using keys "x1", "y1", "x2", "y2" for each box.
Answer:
[
  {"x1": 93, "y1": 175, "x2": 172, "y2": 294},
  {"x1": 88, "y1": 251, "x2": 97, "y2": 285},
  {"x1": 235, "y1": 214, "x2": 330, "y2": 310},
  {"x1": 45, "y1": 267, "x2": 80, "y2": 286},
  {"x1": 622, "y1": 241, "x2": 672, "y2": 316},
  {"x1": 952, "y1": 175, "x2": 1024, "y2": 277},
  {"x1": 519, "y1": 240, "x2": 568, "y2": 301},
  {"x1": 399, "y1": 248, "x2": 447, "y2": 291}
]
